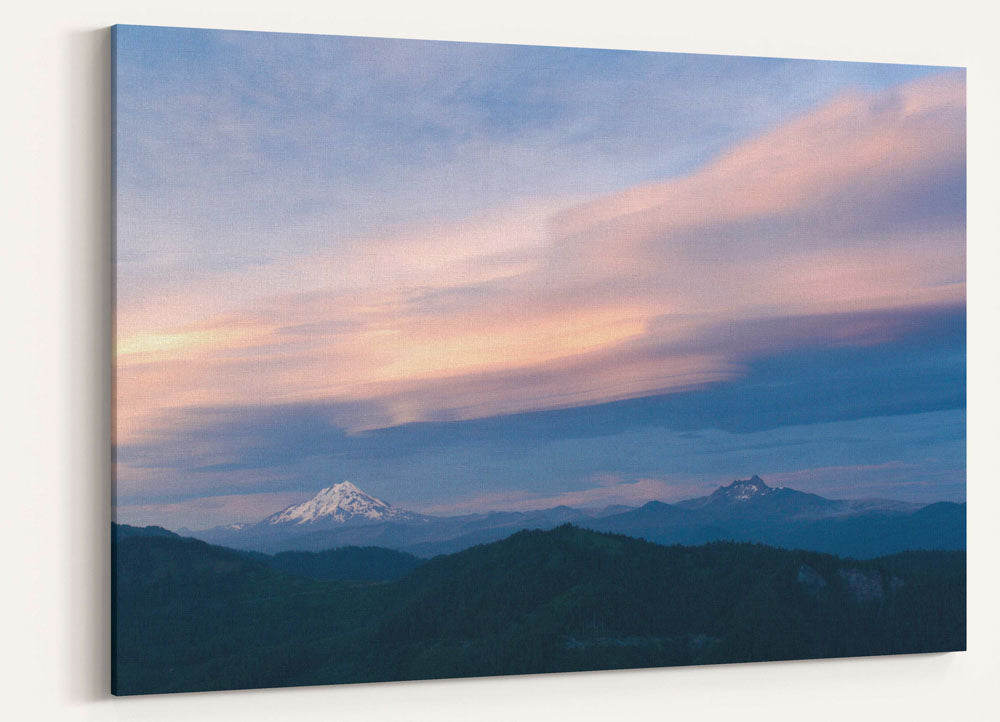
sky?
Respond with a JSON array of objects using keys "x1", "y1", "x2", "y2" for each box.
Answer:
[{"x1": 113, "y1": 25, "x2": 966, "y2": 530}]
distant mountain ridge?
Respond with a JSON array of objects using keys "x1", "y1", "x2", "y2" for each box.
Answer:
[
  {"x1": 184, "y1": 476, "x2": 965, "y2": 559},
  {"x1": 585, "y1": 475, "x2": 964, "y2": 558}
]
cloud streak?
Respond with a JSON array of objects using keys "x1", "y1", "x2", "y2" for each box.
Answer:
[
  {"x1": 114, "y1": 308, "x2": 964, "y2": 514},
  {"x1": 116, "y1": 72, "x2": 965, "y2": 446}
]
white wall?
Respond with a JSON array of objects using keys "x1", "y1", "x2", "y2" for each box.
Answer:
[{"x1": 2, "y1": 1, "x2": 998, "y2": 719}]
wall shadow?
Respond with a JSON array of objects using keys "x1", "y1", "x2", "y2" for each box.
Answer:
[{"x1": 64, "y1": 26, "x2": 112, "y2": 703}]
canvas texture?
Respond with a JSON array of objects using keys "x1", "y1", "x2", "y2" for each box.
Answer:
[{"x1": 111, "y1": 24, "x2": 967, "y2": 696}]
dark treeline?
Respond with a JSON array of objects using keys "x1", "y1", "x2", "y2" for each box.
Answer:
[{"x1": 112, "y1": 524, "x2": 965, "y2": 695}]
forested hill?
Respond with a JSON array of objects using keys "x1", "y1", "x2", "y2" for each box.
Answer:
[
  {"x1": 112, "y1": 524, "x2": 966, "y2": 695},
  {"x1": 112, "y1": 523, "x2": 421, "y2": 582},
  {"x1": 267, "y1": 546, "x2": 421, "y2": 581}
]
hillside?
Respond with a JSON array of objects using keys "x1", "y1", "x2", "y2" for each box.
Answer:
[
  {"x1": 267, "y1": 546, "x2": 422, "y2": 582},
  {"x1": 113, "y1": 523, "x2": 421, "y2": 582},
  {"x1": 112, "y1": 525, "x2": 966, "y2": 695}
]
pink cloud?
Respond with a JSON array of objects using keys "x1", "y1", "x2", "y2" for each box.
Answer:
[{"x1": 116, "y1": 73, "x2": 965, "y2": 445}]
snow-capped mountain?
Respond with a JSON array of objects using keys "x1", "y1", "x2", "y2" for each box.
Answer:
[{"x1": 263, "y1": 481, "x2": 419, "y2": 526}]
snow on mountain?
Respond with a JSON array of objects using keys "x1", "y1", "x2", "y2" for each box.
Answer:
[
  {"x1": 263, "y1": 481, "x2": 417, "y2": 526},
  {"x1": 709, "y1": 475, "x2": 776, "y2": 502}
]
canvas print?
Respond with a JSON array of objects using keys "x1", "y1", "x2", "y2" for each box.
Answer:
[{"x1": 111, "y1": 24, "x2": 967, "y2": 696}]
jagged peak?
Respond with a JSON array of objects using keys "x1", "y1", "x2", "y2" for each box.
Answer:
[{"x1": 712, "y1": 475, "x2": 774, "y2": 501}]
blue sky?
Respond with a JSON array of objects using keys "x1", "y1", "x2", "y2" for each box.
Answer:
[
  {"x1": 112, "y1": 25, "x2": 965, "y2": 529},
  {"x1": 114, "y1": 26, "x2": 939, "y2": 296}
]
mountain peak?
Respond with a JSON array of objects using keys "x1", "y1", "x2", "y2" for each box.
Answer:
[
  {"x1": 712, "y1": 475, "x2": 774, "y2": 502},
  {"x1": 326, "y1": 480, "x2": 363, "y2": 494},
  {"x1": 264, "y1": 481, "x2": 416, "y2": 526}
]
